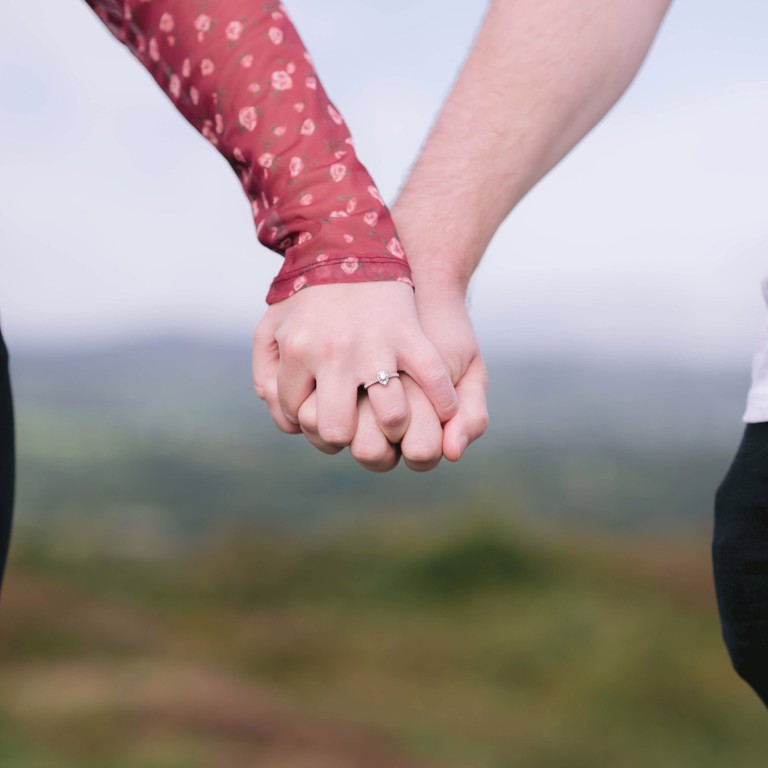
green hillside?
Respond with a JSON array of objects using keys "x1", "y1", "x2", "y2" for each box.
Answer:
[
  {"x1": 2, "y1": 519, "x2": 765, "y2": 767},
  {"x1": 2, "y1": 339, "x2": 762, "y2": 766}
]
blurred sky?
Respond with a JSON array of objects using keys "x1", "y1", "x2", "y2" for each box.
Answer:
[{"x1": 0, "y1": 0, "x2": 766, "y2": 367}]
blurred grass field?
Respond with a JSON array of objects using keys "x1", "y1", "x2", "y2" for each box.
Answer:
[
  {"x1": 2, "y1": 517, "x2": 766, "y2": 768},
  {"x1": 1, "y1": 341, "x2": 764, "y2": 766}
]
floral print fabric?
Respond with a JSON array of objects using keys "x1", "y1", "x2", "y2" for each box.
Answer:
[{"x1": 85, "y1": 0, "x2": 413, "y2": 303}]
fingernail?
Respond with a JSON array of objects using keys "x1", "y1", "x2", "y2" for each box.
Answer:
[{"x1": 457, "y1": 435, "x2": 469, "y2": 459}]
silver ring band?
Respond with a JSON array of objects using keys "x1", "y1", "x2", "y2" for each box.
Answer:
[{"x1": 364, "y1": 370, "x2": 400, "y2": 390}]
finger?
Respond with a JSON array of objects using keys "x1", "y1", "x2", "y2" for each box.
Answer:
[
  {"x1": 253, "y1": 322, "x2": 301, "y2": 434},
  {"x1": 276, "y1": 353, "x2": 315, "y2": 427},
  {"x1": 400, "y1": 338, "x2": 458, "y2": 424},
  {"x1": 350, "y1": 394, "x2": 400, "y2": 472},
  {"x1": 442, "y1": 356, "x2": 489, "y2": 462},
  {"x1": 364, "y1": 369, "x2": 411, "y2": 445},
  {"x1": 314, "y1": 364, "x2": 358, "y2": 448},
  {"x1": 298, "y1": 391, "x2": 343, "y2": 455},
  {"x1": 400, "y1": 375, "x2": 443, "y2": 472}
]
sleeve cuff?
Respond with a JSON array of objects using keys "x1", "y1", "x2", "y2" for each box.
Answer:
[{"x1": 266, "y1": 253, "x2": 414, "y2": 304}]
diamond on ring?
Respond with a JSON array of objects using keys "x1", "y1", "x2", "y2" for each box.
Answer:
[{"x1": 364, "y1": 370, "x2": 400, "y2": 390}]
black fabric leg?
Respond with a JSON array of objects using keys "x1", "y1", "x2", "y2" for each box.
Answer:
[
  {"x1": 0, "y1": 328, "x2": 15, "y2": 597},
  {"x1": 713, "y1": 422, "x2": 768, "y2": 707}
]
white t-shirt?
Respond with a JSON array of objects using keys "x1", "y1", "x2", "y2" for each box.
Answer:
[{"x1": 744, "y1": 277, "x2": 768, "y2": 422}]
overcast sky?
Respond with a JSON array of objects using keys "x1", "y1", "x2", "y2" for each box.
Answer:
[{"x1": 1, "y1": 0, "x2": 766, "y2": 368}]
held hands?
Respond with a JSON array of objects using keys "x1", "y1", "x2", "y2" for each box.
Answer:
[{"x1": 251, "y1": 261, "x2": 489, "y2": 472}]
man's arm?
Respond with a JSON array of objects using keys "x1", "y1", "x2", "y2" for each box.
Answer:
[
  {"x1": 391, "y1": 0, "x2": 672, "y2": 460},
  {"x1": 395, "y1": 0, "x2": 672, "y2": 295}
]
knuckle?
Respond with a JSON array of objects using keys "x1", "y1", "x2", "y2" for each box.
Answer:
[
  {"x1": 253, "y1": 379, "x2": 267, "y2": 401},
  {"x1": 474, "y1": 407, "x2": 490, "y2": 435},
  {"x1": 298, "y1": 412, "x2": 318, "y2": 434},
  {"x1": 298, "y1": 415, "x2": 317, "y2": 434},
  {"x1": 378, "y1": 404, "x2": 409, "y2": 431},
  {"x1": 270, "y1": 407, "x2": 299, "y2": 434},
  {"x1": 422, "y1": 362, "x2": 449, "y2": 390},
  {"x1": 318, "y1": 425, "x2": 354, "y2": 448},
  {"x1": 406, "y1": 457, "x2": 441, "y2": 473},
  {"x1": 255, "y1": 379, "x2": 278, "y2": 406},
  {"x1": 351, "y1": 440, "x2": 388, "y2": 465},
  {"x1": 281, "y1": 332, "x2": 311, "y2": 362},
  {"x1": 319, "y1": 332, "x2": 354, "y2": 358},
  {"x1": 403, "y1": 441, "x2": 441, "y2": 466},
  {"x1": 310, "y1": 437, "x2": 344, "y2": 455}
]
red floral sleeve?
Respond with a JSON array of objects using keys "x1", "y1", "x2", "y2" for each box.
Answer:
[{"x1": 84, "y1": 0, "x2": 413, "y2": 303}]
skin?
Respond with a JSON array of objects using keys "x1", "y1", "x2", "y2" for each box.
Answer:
[
  {"x1": 252, "y1": 281, "x2": 458, "y2": 445},
  {"x1": 253, "y1": 0, "x2": 673, "y2": 471}
]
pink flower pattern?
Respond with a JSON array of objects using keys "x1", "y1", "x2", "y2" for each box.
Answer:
[
  {"x1": 84, "y1": 0, "x2": 413, "y2": 303},
  {"x1": 387, "y1": 237, "x2": 405, "y2": 258},
  {"x1": 194, "y1": 14, "x2": 211, "y2": 33},
  {"x1": 169, "y1": 73, "x2": 181, "y2": 99},
  {"x1": 341, "y1": 257, "x2": 359, "y2": 275},
  {"x1": 225, "y1": 20, "x2": 243, "y2": 40},
  {"x1": 238, "y1": 105, "x2": 258, "y2": 131},
  {"x1": 158, "y1": 12, "x2": 174, "y2": 32},
  {"x1": 329, "y1": 163, "x2": 346, "y2": 183},
  {"x1": 271, "y1": 70, "x2": 293, "y2": 91},
  {"x1": 289, "y1": 156, "x2": 304, "y2": 177}
]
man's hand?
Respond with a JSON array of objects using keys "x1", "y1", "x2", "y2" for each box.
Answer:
[
  {"x1": 412, "y1": 292, "x2": 489, "y2": 462},
  {"x1": 252, "y1": 281, "x2": 458, "y2": 455},
  {"x1": 389, "y1": 204, "x2": 490, "y2": 463}
]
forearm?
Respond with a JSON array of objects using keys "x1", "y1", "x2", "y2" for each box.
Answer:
[
  {"x1": 85, "y1": 0, "x2": 412, "y2": 303},
  {"x1": 394, "y1": 0, "x2": 671, "y2": 295}
]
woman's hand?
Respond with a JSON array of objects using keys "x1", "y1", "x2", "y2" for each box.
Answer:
[
  {"x1": 252, "y1": 281, "x2": 458, "y2": 453},
  {"x1": 296, "y1": 372, "x2": 444, "y2": 472}
]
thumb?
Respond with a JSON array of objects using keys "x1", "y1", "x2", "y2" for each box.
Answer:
[{"x1": 441, "y1": 356, "x2": 489, "y2": 461}]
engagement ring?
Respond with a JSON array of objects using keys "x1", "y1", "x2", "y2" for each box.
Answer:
[{"x1": 364, "y1": 370, "x2": 400, "y2": 389}]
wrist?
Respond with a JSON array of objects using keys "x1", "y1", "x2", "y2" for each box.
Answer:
[{"x1": 391, "y1": 201, "x2": 475, "y2": 301}]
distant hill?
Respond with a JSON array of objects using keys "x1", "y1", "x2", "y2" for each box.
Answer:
[{"x1": 8, "y1": 337, "x2": 750, "y2": 542}]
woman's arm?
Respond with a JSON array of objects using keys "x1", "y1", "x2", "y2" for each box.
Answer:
[
  {"x1": 84, "y1": 0, "x2": 458, "y2": 447},
  {"x1": 85, "y1": 0, "x2": 412, "y2": 302}
]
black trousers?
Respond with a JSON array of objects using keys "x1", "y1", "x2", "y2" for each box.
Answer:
[
  {"x1": 0, "y1": 328, "x2": 14, "y2": 595},
  {"x1": 714, "y1": 422, "x2": 768, "y2": 707}
]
